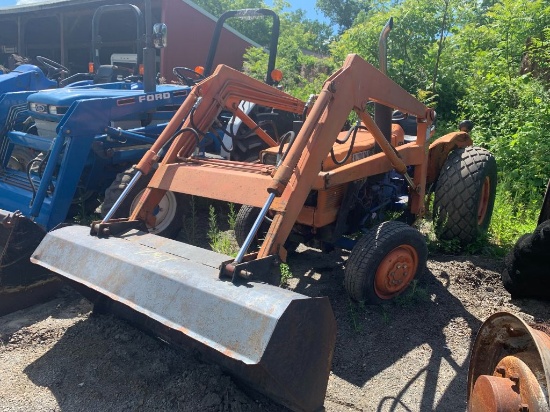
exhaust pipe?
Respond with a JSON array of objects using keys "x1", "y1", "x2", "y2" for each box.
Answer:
[{"x1": 374, "y1": 17, "x2": 394, "y2": 144}]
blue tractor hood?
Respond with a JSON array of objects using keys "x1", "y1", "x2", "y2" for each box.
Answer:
[
  {"x1": 0, "y1": 64, "x2": 57, "y2": 95},
  {"x1": 28, "y1": 83, "x2": 189, "y2": 106},
  {"x1": 27, "y1": 83, "x2": 191, "y2": 120}
]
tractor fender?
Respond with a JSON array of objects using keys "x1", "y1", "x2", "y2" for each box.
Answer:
[{"x1": 426, "y1": 131, "x2": 473, "y2": 185}]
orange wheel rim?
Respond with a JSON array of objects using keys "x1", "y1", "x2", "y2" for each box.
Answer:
[
  {"x1": 477, "y1": 176, "x2": 491, "y2": 225},
  {"x1": 374, "y1": 245, "x2": 418, "y2": 299}
]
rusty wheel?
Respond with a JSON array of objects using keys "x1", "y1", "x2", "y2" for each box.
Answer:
[
  {"x1": 374, "y1": 244, "x2": 419, "y2": 299},
  {"x1": 467, "y1": 312, "x2": 550, "y2": 412},
  {"x1": 344, "y1": 221, "x2": 427, "y2": 304}
]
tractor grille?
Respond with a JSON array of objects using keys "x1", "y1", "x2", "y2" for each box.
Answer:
[
  {"x1": 0, "y1": 169, "x2": 35, "y2": 192},
  {"x1": 34, "y1": 119, "x2": 58, "y2": 138}
]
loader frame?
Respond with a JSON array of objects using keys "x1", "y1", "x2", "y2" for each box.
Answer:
[{"x1": 98, "y1": 54, "x2": 434, "y2": 268}]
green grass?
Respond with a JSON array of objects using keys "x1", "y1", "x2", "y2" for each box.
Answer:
[
  {"x1": 488, "y1": 188, "x2": 540, "y2": 253},
  {"x1": 423, "y1": 183, "x2": 540, "y2": 256},
  {"x1": 207, "y1": 204, "x2": 239, "y2": 256}
]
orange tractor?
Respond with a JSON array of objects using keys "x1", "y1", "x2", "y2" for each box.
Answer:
[{"x1": 31, "y1": 51, "x2": 496, "y2": 410}]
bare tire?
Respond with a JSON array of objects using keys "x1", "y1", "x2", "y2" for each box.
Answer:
[
  {"x1": 100, "y1": 167, "x2": 183, "y2": 238},
  {"x1": 344, "y1": 221, "x2": 427, "y2": 304},
  {"x1": 235, "y1": 205, "x2": 270, "y2": 252},
  {"x1": 235, "y1": 205, "x2": 298, "y2": 253},
  {"x1": 433, "y1": 146, "x2": 497, "y2": 245}
]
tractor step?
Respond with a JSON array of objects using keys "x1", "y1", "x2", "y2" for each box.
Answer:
[{"x1": 31, "y1": 225, "x2": 336, "y2": 412}]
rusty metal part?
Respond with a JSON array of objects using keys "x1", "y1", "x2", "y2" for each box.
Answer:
[
  {"x1": 467, "y1": 312, "x2": 550, "y2": 412},
  {"x1": 0, "y1": 208, "x2": 60, "y2": 316},
  {"x1": 477, "y1": 176, "x2": 491, "y2": 225},
  {"x1": 426, "y1": 131, "x2": 473, "y2": 184},
  {"x1": 31, "y1": 225, "x2": 336, "y2": 412}
]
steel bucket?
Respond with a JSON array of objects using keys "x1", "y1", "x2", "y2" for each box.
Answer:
[{"x1": 31, "y1": 225, "x2": 336, "y2": 411}]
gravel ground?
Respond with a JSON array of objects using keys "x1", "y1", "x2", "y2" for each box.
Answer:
[{"x1": 1, "y1": 244, "x2": 548, "y2": 412}]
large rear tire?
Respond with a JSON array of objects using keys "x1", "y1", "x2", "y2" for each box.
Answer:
[
  {"x1": 344, "y1": 221, "x2": 427, "y2": 304},
  {"x1": 100, "y1": 167, "x2": 183, "y2": 238},
  {"x1": 433, "y1": 146, "x2": 497, "y2": 245}
]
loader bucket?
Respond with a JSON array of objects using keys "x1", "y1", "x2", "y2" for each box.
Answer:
[
  {"x1": 0, "y1": 210, "x2": 61, "y2": 316},
  {"x1": 31, "y1": 225, "x2": 336, "y2": 412}
]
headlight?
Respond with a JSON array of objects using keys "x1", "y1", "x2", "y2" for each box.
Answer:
[
  {"x1": 48, "y1": 105, "x2": 68, "y2": 115},
  {"x1": 29, "y1": 102, "x2": 47, "y2": 113}
]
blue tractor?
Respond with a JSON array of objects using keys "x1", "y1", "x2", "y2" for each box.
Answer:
[{"x1": 0, "y1": 0, "x2": 192, "y2": 315}]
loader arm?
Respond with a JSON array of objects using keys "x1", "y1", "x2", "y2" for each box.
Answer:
[
  {"x1": 127, "y1": 54, "x2": 432, "y2": 259},
  {"x1": 260, "y1": 53, "x2": 433, "y2": 258},
  {"x1": 131, "y1": 64, "x2": 305, "y2": 225}
]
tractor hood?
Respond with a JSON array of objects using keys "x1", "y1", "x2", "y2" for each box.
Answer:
[
  {"x1": 28, "y1": 84, "x2": 191, "y2": 120},
  {"x1": 0, "y1": 64, "x2": 57, "y2": 95}
]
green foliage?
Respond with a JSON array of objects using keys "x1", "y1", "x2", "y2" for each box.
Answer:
[
  {"x1": 347, "y1": 299, "x2": 365, "y2": 332},
  {"x1": 394, "y1": 280, "x2": 430, "y2": 307},
  {"x1": 227, "y1": 203, "x2": 237, "y2": 231},
  {"x1": 489, "y1": 187, "x2": 539, "y2": 251},
  {"x1": 207, "y1": 205, "x2": 239, "y2": 256},
  {"x1": 315, "y1": 0, "x2": 371, "y2": 32},
  {"x1": 279, "y1": 262, "x2": 294, "y2": 286}
]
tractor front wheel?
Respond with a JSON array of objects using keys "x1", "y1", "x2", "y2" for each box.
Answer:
[
  {"x1": 344, "y1": 221, "x2": 428, "y2": 304},
  {"x1": 100, "y1": 167, "x2": 183, "y2": 238},
  {"x1": 433, "y1": 146, "x2": 497, "y2": 245}
]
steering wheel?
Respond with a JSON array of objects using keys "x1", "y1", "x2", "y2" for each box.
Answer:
[
  {"x1": 36, "y1": 56, "x2": 69, "y2": 79},
  {"x1": 172, "y1": 66, "x2": 205, "y2": 87}
]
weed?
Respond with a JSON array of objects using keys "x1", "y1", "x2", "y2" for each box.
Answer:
[
  {"x1": 380, "y1": 304, "x2": 391, "y2": 324},
  {"x1": 489, "y1": 188, "x2": 538, "y2": 252},
  {"x1": 394, "y1": 280, "x2": 430, "y2": 307},
  {"x1": 181, "y1": 195, "x2": 197, "y2": 244},
  {"x1": 279, "y1": 262, "x2": 293, "y2": 286},
  {"x1": 207, "y1": 204, "x2": 239, "y2": 256},
  {"x1": 227, "y1": 203, "x2": 237, "y2": 231},
  {"x1": 348, "y1": 299, "x2": 363, "y2": 332}
]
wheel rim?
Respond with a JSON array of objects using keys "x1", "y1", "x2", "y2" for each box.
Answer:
[
  {"x1": 477, "y1": 176, "x2": 491, "y2": 225},
  {"x1": 130, "y1": 189, "x2": 177, "y2": 235},
  {"x1": 374, "y1": 245, "x2": 418, "y2": 299}
]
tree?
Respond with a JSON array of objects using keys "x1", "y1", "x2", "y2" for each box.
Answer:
[{"x1": 315, "y1": 0, "x2": 372, "y2": 32}]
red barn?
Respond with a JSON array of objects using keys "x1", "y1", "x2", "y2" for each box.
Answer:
[{"x1": 0, "y1": 0, "x2": 258, "y2": 82}]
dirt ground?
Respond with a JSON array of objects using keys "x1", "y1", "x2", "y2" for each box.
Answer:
[{"x1": 1, "y1": 241, "x2": 549, "y2": 412}]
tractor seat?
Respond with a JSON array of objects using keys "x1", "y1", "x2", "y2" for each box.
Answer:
[{"x1": 93, "y1": 65, "x2": 119, "y2": 84}]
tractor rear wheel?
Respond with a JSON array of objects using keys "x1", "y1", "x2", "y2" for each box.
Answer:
[
  {"x1": 433, "y1": 146, "x2": 497, "y2": 245},
  {"x1": 100, "y1": 166, "x2": 183, "y2": 238},
  {"x1": 235, "y1": 205, "x2": 298, "y2": 254},
  {"x1": 344, "y1": 221, "x2": 427, "y2": 304}
]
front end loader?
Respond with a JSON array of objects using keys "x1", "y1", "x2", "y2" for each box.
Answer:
[{"x1": 31, "y1": 48, "x2": 497, "y2": 410}]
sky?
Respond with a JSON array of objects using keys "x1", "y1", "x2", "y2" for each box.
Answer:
[{"x1": 266, "y1": 0, "x2": 329, "y2": 24}]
